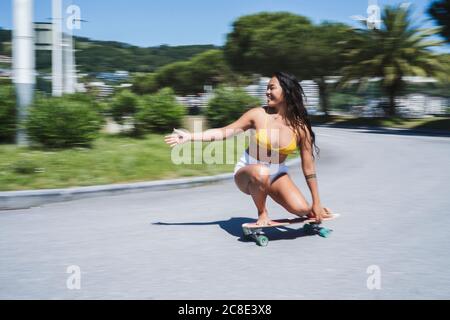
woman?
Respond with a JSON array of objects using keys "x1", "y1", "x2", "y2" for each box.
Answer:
[{"x1": 164, "y1": 71, "x2": 333, "y2": 226}]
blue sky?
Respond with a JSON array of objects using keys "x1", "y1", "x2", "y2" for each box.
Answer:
[{"x1": 0, "y1": 0, "x2": 446, "y2": 48}]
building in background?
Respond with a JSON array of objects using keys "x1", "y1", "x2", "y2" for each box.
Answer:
[{"x1": 0, "y1": 54, "x2": 12, "y2": 78}]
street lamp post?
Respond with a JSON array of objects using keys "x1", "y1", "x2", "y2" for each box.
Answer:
[
  {"x1": 52, "y1": 0, "x2": 63, "y2": 96},
  {"x1": 12, "y1": 0, "x2": 35, "y2": 146}
]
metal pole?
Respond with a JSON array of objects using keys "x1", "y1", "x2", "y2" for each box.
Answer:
[
  {"x1": 52, "y1": 0, "x2": 63, "y2": 96},
  {"x1": 63, "y1": 30, "x2": 75, "y2": 94},
  {"x1": 64, "y1": 3, "x2": 81, "y2": 94},
  {"x1": 12, "y1": 0, "x2": 35, "y2": 146}
]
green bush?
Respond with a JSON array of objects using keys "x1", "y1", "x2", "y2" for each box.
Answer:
[
  {"x1": 64, "y1": 93, "x2": 107, "y2": 127},
  {"x1": 109, "y1": 89, "x2": 140, "y2": 124},
  {"x1": 205, "y1": 86, "x2": 260, "y2": 128},
  {"x1": 67, "y1": 93, "x2": 107, "y2": 127},
  {"x1": 0, "y1": 84, "x2": 17, "y2": 143},
  {"x1": 26, "y1": 94, "x2": 103, "y2": 148},
  {"x1": 11, "y1": 159, "x2": 38, "y2": 175},
  {"x1": 94, "y1": 100, "x2": 111, "y2": 118},
  {"x1": 134, "y1": 88, "x2": 186, "y2": 134}
]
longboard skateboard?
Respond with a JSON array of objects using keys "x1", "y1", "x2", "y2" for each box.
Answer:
[{"x1": 242, "y1": 214, "x2": 340, "y2": 247}]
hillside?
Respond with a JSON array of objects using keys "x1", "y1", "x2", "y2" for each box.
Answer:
[{"x1": 0, "y1": 28, "x2": 219, "y2": 73}]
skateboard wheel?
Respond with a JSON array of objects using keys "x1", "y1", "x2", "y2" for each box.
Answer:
[
  {"x1": 319, "y1": 228, "x2": 332, "y2": 238},
  {"x1": 256, "y1": 235, "x2": 269, "y2": 247}
]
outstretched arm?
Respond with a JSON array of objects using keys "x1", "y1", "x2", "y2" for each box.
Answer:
[{"x1": 165, "y1": 107, "x2": 259, "y2": 146}]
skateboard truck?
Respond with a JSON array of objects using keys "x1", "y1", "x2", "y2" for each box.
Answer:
[
  {"x1": 242, "y1": 227, "x2": 269, "y2": 247},
  {"x1": 303, "y1": 222, "x2": 333, "y2": 238},
  {"x1": 242, "y1": 214, "x2": 339, "y2": 247},
  {"x1": 242, "y1": 222, "x2": 334, "y2": 247}
]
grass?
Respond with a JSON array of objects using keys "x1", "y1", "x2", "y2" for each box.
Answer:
[
  {"x1": 1, "y1": 115, "x2": 447, "y2": 191},
  {"x1": 0, "y1": 132, "x2": 300, "y2": 191}
]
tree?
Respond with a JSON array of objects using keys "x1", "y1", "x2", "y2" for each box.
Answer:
[
  {"x1": 428, "y1": 0, "x2": 450, "y2": 43},
  {"x1": 131, "y1": 73, "x2": 159, "y2": 95},
  {"x1": 224, "y1": 12, "x2": 313, "y2": 78},
  {"x1": 73, "y1": 36, "x2": 217, "y2": 73},
  {"x1": 339, "y1": 5, "x2": 443, "y2": 116},
  {"x1": 0, "y1": 83, "x2": 16, "y2": 143},
  {"x1": 224, "y1": 12, "x2": 348, "y2": 115},
  {"x1": 0, "y1": 28, "x2": 11, "y2": 55},
  {"x1": 139, "y1": 49, "x2": 232, "y2": 94},
  {"x1": 188, "y1": 49, "x2": 234, "y2": 89},
  {"x1": 303, "y1": 22, "x2": 349, "y2": 115}
]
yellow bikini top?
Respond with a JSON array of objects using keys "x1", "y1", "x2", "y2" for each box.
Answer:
[{"x1": 255, "y1": 112, "x2": 298, "y2": 155}]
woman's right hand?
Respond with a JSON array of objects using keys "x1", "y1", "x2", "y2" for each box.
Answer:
[{"x1": 164, "y1": 129, "x2": 192, "y2": 147}]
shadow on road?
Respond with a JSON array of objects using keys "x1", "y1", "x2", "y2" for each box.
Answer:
[{"x1": 152, "y1": 217, "x2": 315, "y2": 243}]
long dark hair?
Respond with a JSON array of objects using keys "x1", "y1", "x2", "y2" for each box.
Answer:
[{"x1": 272, "y1": 71, "x2": 320, "y2": 159}]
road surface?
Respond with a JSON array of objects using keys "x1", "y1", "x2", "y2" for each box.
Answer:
[{"x1": 1, "y1": 127, "x2": 449, "y2": 299}]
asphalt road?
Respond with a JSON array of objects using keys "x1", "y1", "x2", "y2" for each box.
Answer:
[{"x1": 1, "y1": 127, "x2": 449, "y2": 299}]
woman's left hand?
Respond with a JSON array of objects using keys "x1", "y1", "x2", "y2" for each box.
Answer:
[{"x1": 311, "y1": 203, "x2": 325, "y2": 223}]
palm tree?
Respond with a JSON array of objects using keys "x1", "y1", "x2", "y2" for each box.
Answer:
[
  {"x1": 339, "y1": 5, "x2": 444, "y2": 117},
  {"x1": 428, "y1": 0, "x2": 450, "y2": 43}
]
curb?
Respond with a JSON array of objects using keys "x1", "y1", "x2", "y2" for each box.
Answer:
[{"x1": 0, "y1": 158, "x2": 301, "y2": 211}]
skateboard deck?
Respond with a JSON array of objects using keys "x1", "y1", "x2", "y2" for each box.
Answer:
[{"x1": 242, "y1": 213, "x2": 340, "y2": 247}]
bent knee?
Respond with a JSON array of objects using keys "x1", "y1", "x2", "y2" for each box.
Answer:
[{"x1": 248, "y1": 165, "x2": 270, "y2": 185}]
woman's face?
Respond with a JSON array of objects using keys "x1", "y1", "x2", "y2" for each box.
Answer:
[{"x1": 266, "y1": 76, "x2": 285, "y2": 107}]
